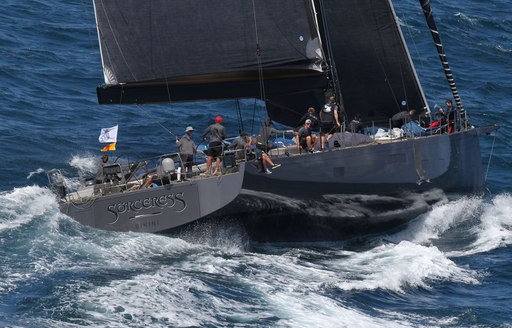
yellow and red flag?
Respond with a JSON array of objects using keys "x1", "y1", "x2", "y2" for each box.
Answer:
[{"x1": 100, "y1": 142, "x2": 116, "y2": 152}]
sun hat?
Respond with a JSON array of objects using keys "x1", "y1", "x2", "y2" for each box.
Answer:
[{"x1": 185, "y1": 126, "x2": 194, "y2": 132}]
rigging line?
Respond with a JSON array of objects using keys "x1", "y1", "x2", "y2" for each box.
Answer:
[
  {"x1": 250, "y1": 0, "x2": 266, "y2": 103},
  {"x1": 317, "y1": 0, "x2": 341, "y2": 98},
  {"x1": 80, "y1": 0, "x2": 97, "y2": 54},
  {"x1": 149, "y1": 2, "x2": 173, "y2": 106},
  {"x1": 375, "y1": 56, "x2": 402, "y2": 113},
  {"x1": 399, "y1": 63, "x2": 409, "y2": 111},
  {"x1": 98, "y1": 0, "x2": 137, "y2": 81},
  {"x1": 265, "y1": 97, "x2": 314, "y2": 119},
  {"x1": 250, "y1": 98, "x2": 258, "y2": 136},
  {"x1": 163, "y1": 74, "x2": 173, "y2": 105},
  {"x1": 135, "y1": 104, "x2": 176, "y2": 137},
  {"x1": 235, "y1": 100, "x2": 244, "y2": 134},
  {"x1": 485, "y1": 133, "x2": 496, "y2": 182},
  {"x1": 395, "y1": 0, "x2": 428, "y2": 75}
]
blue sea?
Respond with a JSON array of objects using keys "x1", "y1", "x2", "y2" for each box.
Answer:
[{"x1": 1, "y1": 0, "x2": 511, "y2": 327}]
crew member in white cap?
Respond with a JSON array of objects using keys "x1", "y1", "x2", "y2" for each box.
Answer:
[{"x1": 176, "y1": 126, "x2": 198, "y2": 177}]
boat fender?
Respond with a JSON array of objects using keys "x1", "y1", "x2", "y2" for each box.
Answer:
[
  {"x1": 161, "y1": 158, "x2": 175, "y2": 174},
  {"x1": 176, "y1": 167, "x2": 181, "y2": 181}
]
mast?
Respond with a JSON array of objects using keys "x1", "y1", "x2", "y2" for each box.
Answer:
[{"x1": 419, "y1": 0, "x2": 467, "y2": 126}]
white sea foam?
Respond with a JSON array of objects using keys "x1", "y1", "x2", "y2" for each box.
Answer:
[
  {"x1": 455, "y1": 12, "x2": 478, "y2": 25},
  {"x1": 72, "y1": 244, "x2": 425, "y2": 327},
  {"x1": 69, "y1": 153, "x2": 98, "y2": 176},
  {"x1": 0, "y1": 185, "x2": 58, "y2": 232},
  {"x1": 269, "y1": 292, "x2": 415, "y2": 328},
  {"x1": 495, "y1": 44, "x2": 512, "y2": 53},
  {"x1": 388, "y1": 195, "x2": 480, "y2": 245},
  {"x1": 72, "y1": 238, "x2": 246, "y2": 326},
  {"x1": 130, "y1": 241, "x2": 467, "y2": 326},
  {"x1": 448, "y1": 193, "x2": 512, "y2": 257},
  {"x1": 383, "y1": 193, "x2": 512, "y2": 257},
  {"x1": 0, "y1": 186, "x2": 62, "y2": 294},
  {"x1": 26, "y1": 167, "x2": 45, "y2": 179},
  {"x1": 323, "y1": 241, "x2": 478, "y2": 293},
  {"x1": 61, "y1": 153, "x2": 100, "y2": 191}
]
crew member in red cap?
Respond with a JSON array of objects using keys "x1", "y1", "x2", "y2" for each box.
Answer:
[{"x1": 201, "y1": 115, "x2": 227, "y2": 175}]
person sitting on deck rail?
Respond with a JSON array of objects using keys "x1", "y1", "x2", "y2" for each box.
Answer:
[
  {"x1": 233, "y1": 131, "x2": 281, "y2": 174},
  {"x1": 229, "y1": 132, "x2": 253, "y2": 160},
  {"x1": 349, "y1": 113, "x2": 364, "y2": 133},
  {"x1": 294, "y1": 107, "x2": 319, "y2": 145},
  {"x1": 297, "y1": 119, "x2": 318, "y2": 153},
  {"x1": 256, "y1": 118, "x2": 294, "y2": 152}
]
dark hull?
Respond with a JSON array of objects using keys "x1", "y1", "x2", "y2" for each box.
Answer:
[
  {"x1": 244, "y1": 129, "x2": 486, "y2": 196},
  {"x1": 225, "y1": 128, "x2": 494, "y2": 242}
]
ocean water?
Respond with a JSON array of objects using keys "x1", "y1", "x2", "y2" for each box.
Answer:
[{"x1": 0, "y1": 0, "x2": 511, "y2": 327}]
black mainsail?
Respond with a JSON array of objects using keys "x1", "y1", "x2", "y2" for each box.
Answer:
[{"x1": 94, "y1": 0, "x2": 326, "y2": 106}]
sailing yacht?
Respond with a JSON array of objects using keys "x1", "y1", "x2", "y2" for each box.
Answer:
[{"x1": 89, "y1": 0, "x2": 497, "y2": 239}]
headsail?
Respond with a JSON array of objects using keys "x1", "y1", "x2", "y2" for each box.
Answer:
[
  {"x1": 93, "y1": 0, "x2": 326, "y2": 104},
  {"x1": 267, "y1": 0, "x2": 429, "y2": 127}
]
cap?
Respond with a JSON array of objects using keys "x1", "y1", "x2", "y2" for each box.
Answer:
[
  {"x1": 305, "y1": 119, "x2": 312, "y2": 124},
  {"x1": 215, "y1": 116, "x2": 223, "y2": 123},
  {"x1": 185, "y1": 126, "x2": 194, "y2": 132}
]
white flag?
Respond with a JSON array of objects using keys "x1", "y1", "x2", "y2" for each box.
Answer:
[{"x1": 98, "y1": 125, "x2": 118, "y2": 143}]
